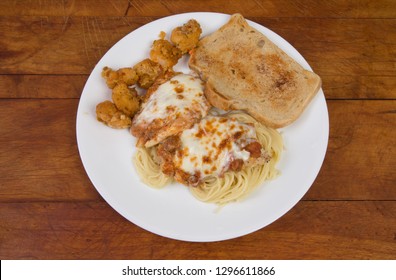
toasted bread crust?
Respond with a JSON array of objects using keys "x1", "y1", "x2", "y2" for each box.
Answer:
[{"x1": 189, "y1": 14, "x2": 321, "y2": 128}]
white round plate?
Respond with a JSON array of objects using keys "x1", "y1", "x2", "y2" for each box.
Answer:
[{"x1": 76, "y1": 12, "x2": 329, "y2": 242}]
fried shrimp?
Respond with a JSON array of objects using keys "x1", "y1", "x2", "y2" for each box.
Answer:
[
  {"x1": 112, "y1": 83, "x2": 140, "y2": 117},
  {"x1": 149, "y1": 39, "x2": 182, "y2": 69},
  {"x1": 133, "y1": 59, "x2": 163, "y2": 89},
  {"x1": 96, "y1": 100, "x2": 132, "y2": 129},
  {"x1": 170, "y1": 19, "x2": 202, "y2": 53},
  {"x1": 101, "y1": 67, "x2": 138, "y2": 89}
]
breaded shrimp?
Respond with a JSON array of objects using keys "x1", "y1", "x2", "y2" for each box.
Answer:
[
  {"x1": 96, "y1": 100, "x2": 132, "y2": 129},
  {"x1": 133, "y1": 59, "x2": 163, "y2": 89},
  {"x1": 101, "y1": 67, "x2": 138, "y2": 89},
  {"x1": 112, "y1": 83, "x2": 140, "y2": 117},
  {"x1": 149, "y1": 39, "x2": 182, "y2": 69},
  {"x1": 170, "y1": 19, "x2": 202, "y2": 54}
]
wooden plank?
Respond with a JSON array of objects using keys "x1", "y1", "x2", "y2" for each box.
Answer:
[
  {"x1": 1, "y1": 74, "x2": 395, "y2": 99},
  {"x1": 0, "y1": 99, "x2": 100, "y2": 201},
  {"x1": 0, "y1": 75, "x2": 87, "y2": 99},
  {"x1": 321, "y1": 75, "x2": 396, "y2": 99},
  {"x1": 126, "y1": 0, "x2": 396, "y2": 19},
  {"x1": 0, "y1": 99, "x2": 395, "y2": 202},
  {"x1": 2, "y1": 0, "x2": 396, "y2": 18},
  {"x1": 305, "y1": 100, "x2": 396, "y2": 200},
  {"x1": 0, "y1": 0, "x2": 129, "y2": 16},
  {"x1": 0, "y1": 16, "x2": 153, "y2": 75},
  {"x1": 0, "y1": 201, "x2": 395, "y2": 259},
  {"x1": 1, "y1": 17, "x2": 396, "y2": 76}
]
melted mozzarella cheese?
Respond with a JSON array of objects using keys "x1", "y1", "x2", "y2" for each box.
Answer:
[
  {"x1": 174, "y1": 115, "x2": 257, "y2": 177},
  {"x1": 133, "y1": 74, "x2": 208, "y2": 124}
]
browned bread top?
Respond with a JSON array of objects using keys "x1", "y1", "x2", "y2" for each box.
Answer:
[{"x1": 189, "y1": 14, "x2": 322, "y2": 128}]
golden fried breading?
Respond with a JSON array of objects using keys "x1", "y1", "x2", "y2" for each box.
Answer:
[
  {"x1": 149, "y1": 39, "x2": 182, "y2": 70},
  {"x1": 133, "y1": 59, "x2": 163, "y2": 89},
  {"x1": 101, "y1": 67, "x2": 138, "y2": 89},
  {"x1": 101, "y1": 67, "x2": 119, "y2": 89},
  {"x1": 112, "y1": 83, "x2": 140, "y2": 117},
  {"x1": 158, "y1": 31, "x2": 166, "y2": 39},
  {"x1": 170, "y1": 19, "x2": 202, "y2": 54},
  {"x1": 96, "y1": 100, "x2": 132, "y2": 129},
  {"x1": 118, "y1": 67, "x2": 139, "y2": 85}
]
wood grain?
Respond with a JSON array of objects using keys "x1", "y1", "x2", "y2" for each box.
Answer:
[
  {"x1": 1, "y1": 16, "x2": 396, "y2": 77},
  {"x1": 0, "y1": 0, "x2": 129, "y2": 16},
  {"x1": 125, "y1": 0, "x2": 396, "y2": 18},
  {"x1": 3, "y1": 0, "x2": 395, "y2": 18},
  {"x1": 0, "y1": 99, "x2": 100, "y2": 202},
  {"x1": 321, "y1": 75, "x2": 396, "y2": 99},
  {"x1": 305, "y1": 100, "x2": 396, "y2": 200},
  {"x1": 0, "y1": 99, "x2": 395, "y2": 202},
  {"x1": 0, "y1": 201, "x2": 395, "y2": 259},
  {"x1": 0, "y1": 75, "x2": 87, "y2": 99},
  {"x1": 0, "y1": 16, "x2": 152, "y2": 75}
]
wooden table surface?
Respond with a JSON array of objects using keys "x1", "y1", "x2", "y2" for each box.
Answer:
[{"x1": 1, "y1": 0, "x2": 395, "y2": 260}]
